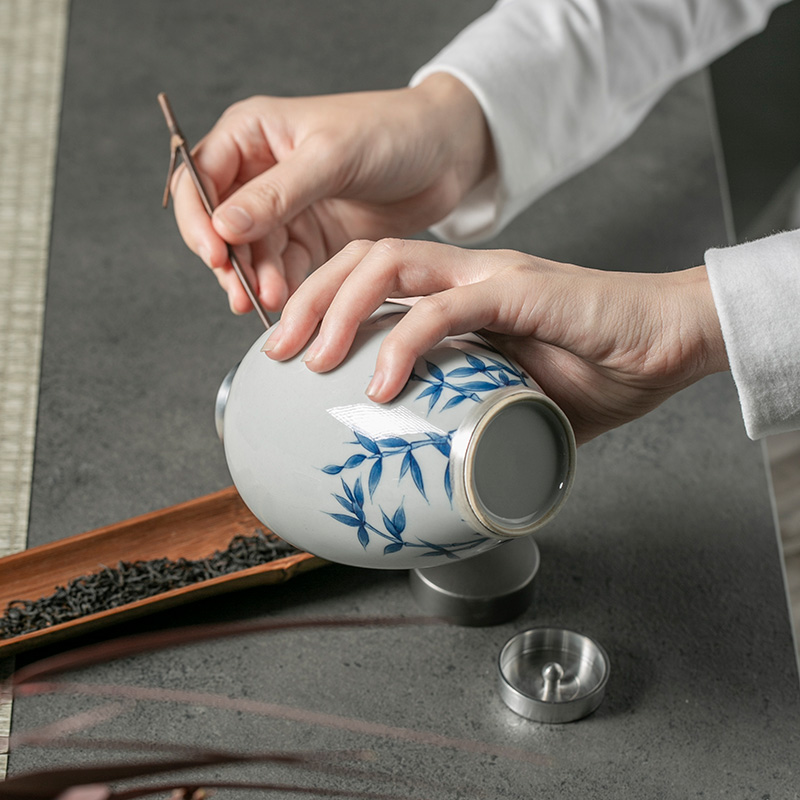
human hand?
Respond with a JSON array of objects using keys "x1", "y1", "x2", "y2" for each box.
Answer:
[
  {"x1": 171, "y1": 75, "x2": 493, "y2": 314},
  {"x1": 263, "y1": 239, "x2": 729, "y2": 445}
]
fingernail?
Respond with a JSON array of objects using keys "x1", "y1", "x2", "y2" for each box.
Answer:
[
  {"x1": 366, "y1": 371, "x2": 385, "y2": 400},
  {"x1": 219, "y1": 205, "x2": 253, "y2": 234},
  {"x1": 261, "y1": 325, "x2": 282, "y2": 354},
  {"x1": 302, "y1": 341, "x2": 323, "y2": 368},
  {"x1": 228, "y1": 294, "x2": 244, "y2": 316}
]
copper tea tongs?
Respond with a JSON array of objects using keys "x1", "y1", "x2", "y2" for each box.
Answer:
[{"x1": 158, "y1": 92, "x2": 272, "y2": 330}]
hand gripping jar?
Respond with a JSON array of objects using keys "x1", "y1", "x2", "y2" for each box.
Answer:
[{"x1": 216, "y1": 304, "x2": 576, "y2": 569}]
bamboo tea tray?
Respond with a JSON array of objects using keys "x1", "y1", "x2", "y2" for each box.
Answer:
[{"x1": 0, "y1": 486, "x2": 324, "y2": 656}]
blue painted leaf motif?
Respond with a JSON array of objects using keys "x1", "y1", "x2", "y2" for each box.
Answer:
[
  {"x1": 442, "y1": 393, "x2": 469, "y2": 410},
  {"x1": 409, "y1": 454, "x2": 426, "y2": 500},
  {"x1": 426, "y1": 385, "x2": 443, "y2": 412},
  {"x1": 354, "y1": 431, "x2": 380, "y2": 454},
  {"x1": 333, "y1": 493, "x2": 355, "y2": 513},
  {"x1": 381, "y1": 508, "x2": 402, "y2": 540},
  {"x1": 353, "y1": 476, "x2": 364, "y2": 508},
  {"x1": 426, "y1": 432, "x2": 451, "y2": 457},
  {"x1": 446, "y1": 366, "x2": 480, "y2": 378},
  {"x1": 410, "y1": 344, "x2": 533, "y2": 411},
  {"x1": 377, "y1": 436, "x2": 408, "y2": 449},
  {"x1": 368, "y1": 458, "x2": 382, "y2": 500},
  {"x1": 398, "y1": 451, "x2": 426, "y2": 500},
  {"x1": 425, "y1": 360, "x2": 444, "y2": 381},
  {"x1": 399, "y1": 450, "x2": 412, "y2": 480},
  {"x1": 456, "y1": 381, "x2": 501, "y2": 392},
  {"x1": 417, "y1": 539, "x2": 461, "y2": 559},
  {"x1": 321, "y1": 430, "x2": 459, "y2": 558},
  {"x1": 341, "y1": 478, "x2": 356, "y2": 504},
  {"x1": 488, "y1": 356, "x2": 528, "y2": 383},
  {"x1": 328, "y1": 513, "x2": 362, "y2": 527},
  {"x1": 357, "y1": 525, "x2": 370, "y2": 549},
  {"x1": 392, "y1": 505, "x2": 406, "y2": 534},
  {"x1": 416, "y1": 383, "x2": 442, "y2": 412},
  {"x1": 322, "y1": 464, "x2": 344, "y2": 474},
  {"x1": 486, "y1": 354, "x2": 513, "y2": 369}
]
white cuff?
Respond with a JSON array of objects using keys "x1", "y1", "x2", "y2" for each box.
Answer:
[{"x1": 706, "y1": 229, "x2": 800, "y2": 438}]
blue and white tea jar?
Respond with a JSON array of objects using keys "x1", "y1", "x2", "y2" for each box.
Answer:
[{"x1": 217, "y1": 304, "x2": 576, "y2": 569}]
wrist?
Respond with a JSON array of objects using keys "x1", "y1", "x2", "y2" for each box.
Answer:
[
  {"x1": 667, "y1": 265, "x2": 730, "y2": 383},
  {"x1": 410, "y1": 72, "x2": 495, "y2": 204}
]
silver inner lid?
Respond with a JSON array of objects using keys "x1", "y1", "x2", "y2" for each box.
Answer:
[{"x1": 497, "y1": 627, "x2": 610, "y2": 723}]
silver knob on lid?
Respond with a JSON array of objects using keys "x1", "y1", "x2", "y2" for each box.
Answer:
[{"x1": 497, "y1": 627, "x2": 610, "y2": 723}]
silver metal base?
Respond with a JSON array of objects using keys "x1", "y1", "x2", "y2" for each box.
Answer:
[{"x1": 408, "y1": 536, "x2": 539, "y2": 626}]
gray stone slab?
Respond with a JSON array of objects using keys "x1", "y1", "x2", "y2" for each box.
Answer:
[{"x1": 12, "y1": 1, "x2": 800, "y2": 797}]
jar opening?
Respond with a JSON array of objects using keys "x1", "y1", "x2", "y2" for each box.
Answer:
[
  {"x1": 451, "y1": 389, "x2": 575, "y2": 538},
  {"x1": 473, "y1": 400, "x2": 569, "y2": 528}
]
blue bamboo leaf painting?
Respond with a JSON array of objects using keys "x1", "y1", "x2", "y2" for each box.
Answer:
[
  {"x1": 399, "y1": 451, "x2": 426, "y2": 501},
  {"x1": 380, "y1": 505, "x2": 405, "y2": 541},
  {"x1": 426, "y1": 360, "x2": 444, "y2": 381},
  {"x1": 410, "y1": 352, "x2": 528, "y2": 413},
  {"x1": 454, "y1": 380, "x2": 502, "y2": 393},
  {"x1": 355, "y1": 430, "x2": 380, "y2": 454},
  {"x1": 446, "y1": 367, "x2": 480, "y2": 378},
  {"x1": 328, "y1": 513, "x2": 361, "y2": 527},
  {"x1": 357, "y1": 526, "x2": 369, "y2": 549},
  {"x1": 325, "y1": 477, "x2": 371, "y2": 549},
  {"x1": 332, "y1": 492, "x2": 355, "y2": 513},
  {"x1": 378, "y1": 436, "x2": 409, "y2": 449},
  {"x1": 410, "y1": 455, "x2": 425, "y2": 498},
  {"x1": 352, "y1": 475, "x2": 364, "y2": 507},
  {"x1": 318, "y1": 344, "x2": 522, "y2": 560},
  {"x1": 323, "y1": 430, "x2": 453, "y2": 503},
  {"x1": 392, "y1": 505, "x2": 406, "y2": 534},
  {"x1": 426, "y1": 432, "x2": 451, "y2": 457},
  {"x1": 368, "y1": 458, "x2": 382, "y2": 499},
  {"x1": 323, "y1": 477, "x2": 485, "y2": 559},
  {"x1": 442, "y1": 393, "x2": 470, "y2": 411}
]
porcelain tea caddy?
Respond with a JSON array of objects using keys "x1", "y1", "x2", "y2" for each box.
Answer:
[{"x1": 216, "y1": 304, "x2": 577, "y2": 570}]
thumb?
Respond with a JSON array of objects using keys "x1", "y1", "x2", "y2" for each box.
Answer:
[{"x1": 211, "y1": 145, "x2": 340, "y2": 244}]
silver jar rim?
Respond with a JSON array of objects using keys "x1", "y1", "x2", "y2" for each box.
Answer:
[{"x1": 450, "y1": 386, "x2": 576, "y2": 538}]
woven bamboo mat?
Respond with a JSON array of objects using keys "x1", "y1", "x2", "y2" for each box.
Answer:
[{"x1": 0, "y1": 0, "x2": 68, "y2": 777}]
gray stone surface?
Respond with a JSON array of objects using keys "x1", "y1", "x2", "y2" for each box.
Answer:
[{"x1": 11, "y1": 1, "x2": 800, "y2": 796}]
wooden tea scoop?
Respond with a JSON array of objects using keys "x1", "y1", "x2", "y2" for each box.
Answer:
[{"x1": 158, "y1": 92, "x2": 272, "y2": 330}]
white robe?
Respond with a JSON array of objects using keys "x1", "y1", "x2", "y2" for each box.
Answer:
[{"x1": 412, "y1": 0, "x2": 799, "y2": 438}]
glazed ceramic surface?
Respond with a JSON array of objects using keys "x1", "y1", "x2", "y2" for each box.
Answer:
[{"x1": 219, "y1": 305, "x2": 576, "y2": 569}]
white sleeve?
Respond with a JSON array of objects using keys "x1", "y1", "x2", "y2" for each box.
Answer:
[
  {"x1": 411, "y1": 0, "x2": 787, "y2": 243},
  {"x1": 706, "y1": 229, "x2": 800, "y2": 439}
]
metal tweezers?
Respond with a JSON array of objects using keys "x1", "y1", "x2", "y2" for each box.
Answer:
[{"x1": 158, "y1": 92, "x2": 271, "y2": 330}]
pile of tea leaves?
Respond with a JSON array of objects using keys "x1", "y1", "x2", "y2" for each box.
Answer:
[{"x1": 0, "y1": 531, "x2": 299, "y2": 639}]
